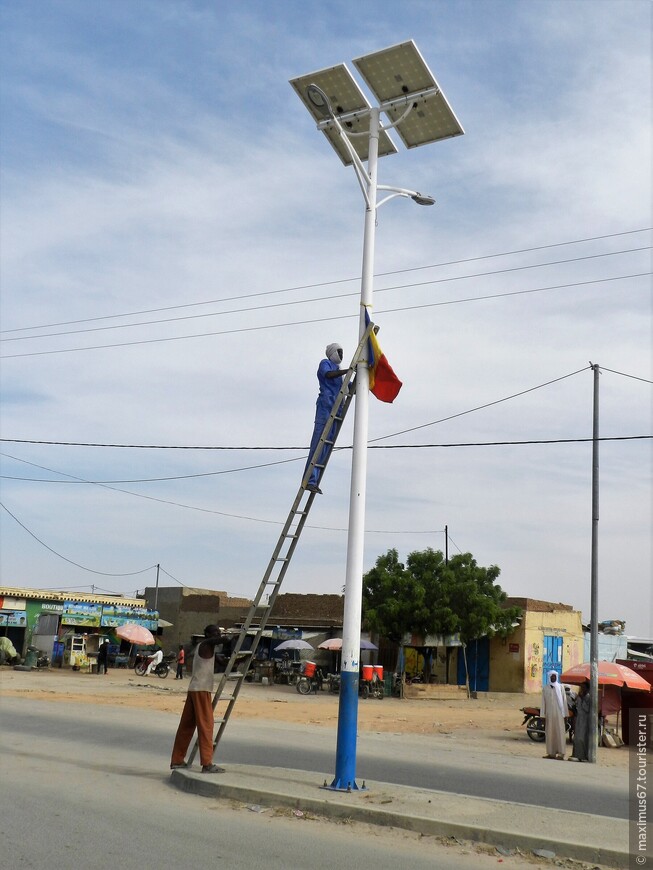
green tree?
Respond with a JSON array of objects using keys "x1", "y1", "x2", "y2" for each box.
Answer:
[
  {"x1": 361, "y1": 548, "x2": 420, "y2": 644},
  {"x1": 437, "y1": 553, "x2": 521, "y2": 694},
  {"x1": 362, "y1": 548, "x2": 521, "y2": 694}
]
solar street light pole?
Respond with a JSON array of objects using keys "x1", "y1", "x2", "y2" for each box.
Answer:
[
  {"x1": 300, "y1": 89, "x2": 432, "y2": 791},
  {"x1": 291, "y1": 43, "x2": 463, "y2": 791},
  {"x1": 331, "y1": 105, "x2": 379, "y2": 791}
]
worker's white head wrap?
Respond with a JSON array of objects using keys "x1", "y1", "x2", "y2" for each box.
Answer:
[
  {"x1": 325, "y1": 343, "x2": 343, "y2": 364},
  {"x1": 547, "y1": 670, "x2": 567, "y2": 714}
]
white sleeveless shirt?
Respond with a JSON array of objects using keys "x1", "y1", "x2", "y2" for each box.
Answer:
[{"x1": 188, "y1": 643, "x2": 215, "y2": 692}]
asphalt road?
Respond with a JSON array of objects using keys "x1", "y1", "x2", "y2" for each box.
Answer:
[
  {"x1": 1, "y1": 696, "x2": 628, "y2": 820},
  {"x1": 0, "y1": 697, "x2": 564, "y2": 870}
]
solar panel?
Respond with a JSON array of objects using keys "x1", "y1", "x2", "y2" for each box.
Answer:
[
  {"x1": 289, "y1": 64, "x2": 397, "y2": 165},
  {"x1": 353, "y1": 40, "x2": 464, "y2": 149}
]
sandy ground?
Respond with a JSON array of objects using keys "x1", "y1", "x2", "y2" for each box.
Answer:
[{"x1": 0, "y1": 665, "x2": 628, "y2": 768}]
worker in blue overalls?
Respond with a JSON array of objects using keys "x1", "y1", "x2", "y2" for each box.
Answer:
[{"x1": 304, "y1": 343, "x2": 347, "y2": 494}]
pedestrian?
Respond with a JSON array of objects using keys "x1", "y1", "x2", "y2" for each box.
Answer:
[
  {"x1": 304, "y1": 342, "x2": 348, "y2": 494},
  {"x1": 145, "y1": 644, "x2": 163, "y2": 675},
  {"x1": 97, "y1": 640, "x2": 110, "y2": 675},
  {"x1": 170, "y1": 624, "x2": 227, "y2": 774},
  {"x1": 569, "y1": 680, "x2": 591, "y2": 761},
  {"x1": 175, "y1": 644, "x2": 185, "y2": 680},
  {"x1": 541, "y1": 670, "x2": 567, "y2": 760}
]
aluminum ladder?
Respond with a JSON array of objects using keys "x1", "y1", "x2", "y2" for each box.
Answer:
[{"x1": 187, "y1": 325, "x2": 372, "y2": 765}]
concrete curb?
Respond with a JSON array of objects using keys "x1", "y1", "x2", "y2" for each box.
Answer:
[{"x1": 170, "y1": 764, "x2": 628, "y2": 868}]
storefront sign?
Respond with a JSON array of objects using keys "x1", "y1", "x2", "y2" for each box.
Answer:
[
  {"x1": 272, "y1": 627, "x2": 302, "y2": 640},
  {"x1": 0, "y1": 611, "x2": 28, "y2": 627},
  {"x1": 61, "y1": 602, "x2": 102, "y2": 627},
  {"x1": 41, "y1": 602, "x2": 64, "y2": 613},
  {"x1": 0, "y1": 597, "x2": 27, "y2": 610},
  {"x1": 100, "y1": 604, "x2": 157, "y2": 630}
]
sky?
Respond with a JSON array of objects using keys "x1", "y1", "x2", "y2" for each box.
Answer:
[{"x1": 0, "y1": 0, "x2": 651, "y2": 637}]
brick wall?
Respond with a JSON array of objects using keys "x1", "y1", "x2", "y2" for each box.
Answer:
[{"x1": 270, "y1": 593, "x2": 344, "y2": 622}]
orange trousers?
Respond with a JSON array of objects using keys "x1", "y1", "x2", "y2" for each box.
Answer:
[{"x1": 170, "y1": 690, "x2": 215, "y2": 767}]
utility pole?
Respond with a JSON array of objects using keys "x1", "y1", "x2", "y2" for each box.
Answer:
[
  {"x1": 444, "y1": 525, "x2": 449, "y2": 565},
  {"x1": 154, "y1": 564, "x2": 160, "y2": 612},
  {"x1": 588, "y1": 363, "x2": 600, "y2": 763}
]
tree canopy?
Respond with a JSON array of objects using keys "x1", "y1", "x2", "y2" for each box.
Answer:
[{"x1": 362, "y1": 547, "x2": 521, "y2": 647}]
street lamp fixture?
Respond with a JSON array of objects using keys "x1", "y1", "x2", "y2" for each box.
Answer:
[
  {"x1": 411, "y1": 193, "x2": 436, "y2": 206},
  {"x1": 290, "y1": 40, "x2": 463, "y2": 792},
  {"x1": 306, "y1": 83, "x2": 332, "y2": 117}
]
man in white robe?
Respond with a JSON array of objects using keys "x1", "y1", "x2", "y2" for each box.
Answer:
[
  {"x1": 145, "y1": 646, "x2": 163, "y2": 675},
  {"x1": 541, "y1": 670, "x2": 567, "y2": 760}
]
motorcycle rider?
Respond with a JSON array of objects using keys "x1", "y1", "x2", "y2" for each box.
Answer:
[{"x1": 145, "y1": 644, "x2": 164, "y2": 675}]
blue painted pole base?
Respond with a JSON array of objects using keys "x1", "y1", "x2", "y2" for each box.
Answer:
[{"x1": 329, "y1": 669, "x2": 361, "y2": 790}]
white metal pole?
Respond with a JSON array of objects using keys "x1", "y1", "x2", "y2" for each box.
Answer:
[{"x1": 331, "y1": 107, "x2": 379, "y2": 790}]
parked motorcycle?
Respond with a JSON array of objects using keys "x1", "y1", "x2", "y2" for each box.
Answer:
[
  {"x1": 35, "y1": 651, "x2": 50, "y2": 669},
  {"x1": 325, "y1": 671, "x2": 384, "y2": 699},
  {"x1": 521, "y1": 705, "x2": 574, "y2": 742},
  {"x1": 296, "y1": 663, "x2": 324, "y2": 695}
]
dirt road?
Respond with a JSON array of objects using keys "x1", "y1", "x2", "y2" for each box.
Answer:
[{"x1": 1, "y1": 665, "x2": 627, "y2": 768}]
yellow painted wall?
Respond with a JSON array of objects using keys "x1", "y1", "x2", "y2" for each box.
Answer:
[
  {"x1": 489, "y1": 607, "x2": 584, "y2": 693},
  {"x1": 488, "y1": 620, "x2": 527, "y2": 692}
]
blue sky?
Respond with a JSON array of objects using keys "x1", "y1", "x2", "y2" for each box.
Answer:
[{"x1": 1, "y1": 0, "x2": 651, "y2": 635}]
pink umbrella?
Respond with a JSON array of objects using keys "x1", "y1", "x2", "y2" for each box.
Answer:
[
  {"x1": 116, "y1": 623, "x2": 155, "y2": 646},
  {"x1": 318, "y1": 638, "x2": 378, "y2": 651}
]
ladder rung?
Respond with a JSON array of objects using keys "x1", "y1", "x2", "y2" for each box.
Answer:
[{"x1": 187, "y1": 340, "x2": 363, "y2": 769}]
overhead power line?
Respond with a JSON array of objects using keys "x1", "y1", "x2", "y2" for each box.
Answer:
[
  {"x1": 2, "y1": 270, "x2": 650, "y2": 359},
  {"x1": 2, "y1": 246, "x2": 649, "y2": 344},
  {"x1": 0, "y1": 500, "x2": 157, "y2": 577},
  {"x1": 2, "y1": 436, "x2": 650, "y2": 484},
  {"x1": 0, "y1": 365, "x2": 593, "y2": 450},
  {"x1": 2, "y1": 364, "x2": 650, "y2": 453},
  {"x1": 599, "y1": 366, "x2": 653, "y2": 384},
  {"x1": 3, "y1": 226, "x2": 649, "y2": 335}
]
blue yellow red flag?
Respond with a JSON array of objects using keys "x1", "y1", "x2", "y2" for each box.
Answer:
[{"x1": 365, "y1": 311, "x2": 402, "y2": 403}]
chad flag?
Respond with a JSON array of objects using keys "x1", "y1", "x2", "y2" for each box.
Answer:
[{"x1": 365, "y1": 311, "x2": 403, "y2": 403}]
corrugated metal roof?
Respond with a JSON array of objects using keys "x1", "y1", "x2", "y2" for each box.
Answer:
[{"x1": 0, "y1": 586, "x2": 145, "y2": 607}]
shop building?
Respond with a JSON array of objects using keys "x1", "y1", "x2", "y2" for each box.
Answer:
[
  {"x1": 375, "y1": 598, "x2": 584, "y2": 695},
  {"x1": 0, "y1": 586, "x2": 158, "y2": 668}
]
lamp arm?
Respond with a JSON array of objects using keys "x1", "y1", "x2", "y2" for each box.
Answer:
[
  {"x1": 327, "y1": 119, "x2": 372, "y2": 209},
  {"x1": 376, "y1": 184, "x2": 433, "y2": 209},
  {"x1": 379, "y1": 99, "x2": 416, "y2": 131},
  {"x1": 378, "y1": 184, "x2": 421, "y2": 196},
  {"x1": 376, "y1": 191, "x2": 411, "y2": 209}
]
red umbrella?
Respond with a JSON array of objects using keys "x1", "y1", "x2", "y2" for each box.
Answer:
[
  {"x1": 116, "y1": 623, "x2": 155, "y2": 646},
  {"x1": 561, "y1": 660, "x2": 651, "y2": 691}
]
